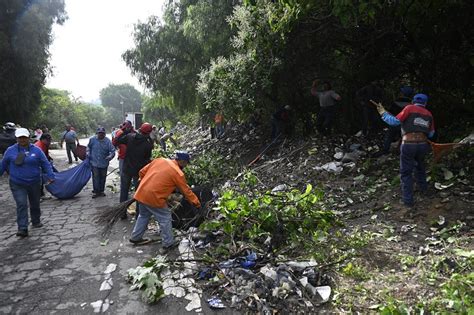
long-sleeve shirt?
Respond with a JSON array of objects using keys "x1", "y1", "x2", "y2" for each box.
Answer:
[
  {"x1": 87, "y1": 136, "x2": 115, "y2": 168},
  {"x1": 0, "y1": 143, "x2": 54, "y2": 185},
  {"x1": 117, "y1": 132, "x2": 153, "y2": 177},
  {"x1": 134, "y1": 158, "x2": 200, "y2": 209},
  {"x1": 35, "y1": 140, "x2": 52, "y2": 161},
  {"x1": 382, "y1": 103, "x2": 435, "y2": 138}
]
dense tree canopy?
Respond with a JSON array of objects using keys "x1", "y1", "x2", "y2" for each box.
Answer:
[
  {"x1": 33, "y1": 88, "x2": 108, "y2": 138},
  {"x1": 123, "y1": 0, "x2": 237, "y2": 113},
  {"x1": 125, "y1": 0, "x2": 473, "y2": 132},
  {"x1": 0, "y1": 0, "x2": 66, "y2": 125},
  {"x1": 99, "y1": 83, "x2": 143, "y2": 126}
]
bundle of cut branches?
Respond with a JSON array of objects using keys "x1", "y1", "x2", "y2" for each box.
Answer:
[{"x1": 96, "y1": 198, "x2": 135, "y2": 236}]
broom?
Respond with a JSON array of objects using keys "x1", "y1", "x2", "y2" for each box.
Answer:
[{"x1": 96, "y1": 198, "x2": 136, "y2": 236}]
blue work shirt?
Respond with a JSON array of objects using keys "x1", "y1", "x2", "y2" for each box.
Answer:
[
  {"x1": 0, "y1": 143, "x2": 55, "y2": 185},
  {"x1": 87, "y1": 136, "x2": 115, "y2": 168}
]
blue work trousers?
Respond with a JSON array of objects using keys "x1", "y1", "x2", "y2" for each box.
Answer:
[
  {"x1": 400, "y1": 143, "x2": 431, "y2": 205},
  {"x1": 10, "y1": 181, "x2": 41, "y2": 231},
  {"x1": 131, "y1": 203, "x2": 174, "y2": 247}
]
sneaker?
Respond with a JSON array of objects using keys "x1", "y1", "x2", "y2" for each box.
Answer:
[
  {"x1": 129, "y1": 238, "x2": 152, "y2": 245},
  {"x1": 32, "y1": 223, "x2": 43, "y2": 228},
  {"x1": 92, "y1": 193, "x2": 98, "y2": 199},
  {"x1": 16, "y1": 230, "x2": 28, "y2": 237},
  {"x1": 99, "y1": 192, "x2": 106, "y2": 197}
]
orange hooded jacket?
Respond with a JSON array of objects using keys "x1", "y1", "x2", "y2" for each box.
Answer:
[{"x1": 134, "y1": 158, "x2": 201, "y2": 209}]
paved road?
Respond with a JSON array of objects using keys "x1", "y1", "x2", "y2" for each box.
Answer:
[{"x1": 0, "y1": 143, "x2": 216, "y2": 314}]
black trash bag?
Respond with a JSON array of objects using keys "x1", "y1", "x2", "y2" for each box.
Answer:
[{"x1": 172, "y1": 187, "x2": 214, "y2": 230}]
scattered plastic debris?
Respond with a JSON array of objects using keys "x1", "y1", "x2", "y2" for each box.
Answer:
[
  {"x1": 208, "y1": 297, "x2": 226, "y2": 309},
  {"x1": 434, "y1": 182, "x2": 454, "y2": 190},
  {"x1": 271, "y1": 184, "x2": 288, "y2": 193}
]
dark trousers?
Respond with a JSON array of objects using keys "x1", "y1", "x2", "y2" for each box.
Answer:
[
  {"x1": 382, "y1": 126, "x2": 401, "y2": 153},
  {"x1": 120, "y1": 171, "x2": 138, "y2": 202},
  {"x1": 92, "y1": 167, "x2": 107, "y2": 194},
  {"x1": 271, "y1": 118, "x2": 282, "y2": 139},
  {"x1": 362, "y1": 105, "x2": 382, "y2": 135},
  {"x1": 65, "y1": 142, "x2": 78, "y2": 163},
  {"x1": 160, "y1": 139, "x2": 167, "y2": 152},
  {"x1": 400, "y1": 143, "x2": 431, "y2": 205},
  {"x1": 316, "y1": 106, "x2": 336, "y2": 135},
  {"x1": 10, "y1": 181, "x2": 41, "y2": 231}
]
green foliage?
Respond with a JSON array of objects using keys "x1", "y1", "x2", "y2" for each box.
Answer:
[
  {"x1": 197, "y1": 1, "x2": 300, "y2": 118},
  {"x1": 435, "y1": 272, "x2": 474, "y2": 313},
  {"x1": 123, "y1": 1, "x2": 236, "y2": 113},
  {"x1": 127, "y1": 255, "x2": 168, "y2": 303},
  {"x1": 99, "y1": 83, "x2": 142, "y2": 125},
  {"x1": 202, "y1": 184, "x2": 335, "y2": 249},
  {"x1": 32, "y1": 88, "x2": 108, "y2": 138},
  {"x1": 142, "y1": 93, "x2": 177, "y2": 127},
  {"x1": 184, "y1": 150, "x2": 238, "y2": 187},
  {"x1": 341, "y1": 262, "x2": 371, "y2": 281},
  {"x1": 0, "y1": 0, "x2": 66, "y2": 124}
]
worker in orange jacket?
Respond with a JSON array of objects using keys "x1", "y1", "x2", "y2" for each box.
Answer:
[{"x1": 129, "y1": 151, "x2": 201, "y2": 249}]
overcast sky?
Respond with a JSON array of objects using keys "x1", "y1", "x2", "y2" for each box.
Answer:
[{"x1": 46, "y1": 0, "x2": 165, "y2": 103}]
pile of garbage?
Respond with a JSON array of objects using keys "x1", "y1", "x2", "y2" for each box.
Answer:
[{"x1": 200, "y1": 251, "x2": 332, "y2": 312}]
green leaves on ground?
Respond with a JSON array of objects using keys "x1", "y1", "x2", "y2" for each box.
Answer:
[
  {"x1": 127, "y1": 256, "x2": 168, "y2": 303},
  {"x1": 202, "y1": 184, "x2": 335, "y2": 250}
]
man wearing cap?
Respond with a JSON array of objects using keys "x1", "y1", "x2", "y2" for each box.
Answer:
[
  {"x1": 129, "y1": 151, "x2": 201, "y2": 250},
  {"x1": 0, "y1": 128, "x2": 55, "y2": 237},
  {"x1": 374, "y1": 93, "x2": 435, "y2": 210},
  {"x1": 117, "y1": 122, "x2": 154, "y2": 205},
  {"x1": 112, "y1": 120, "x2": 134, "y2": 176},
  {"x1": 87, "y1": 127, "x2": 115, "y2": 198}
]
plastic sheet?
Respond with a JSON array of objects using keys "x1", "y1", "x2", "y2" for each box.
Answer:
[{"x1": 45, "y1": 158, "x2": 91, "y2": 199}]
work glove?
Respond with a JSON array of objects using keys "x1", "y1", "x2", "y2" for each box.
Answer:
[{"x1": 370, "y1": 100, "x2": 386, "y2": 115}]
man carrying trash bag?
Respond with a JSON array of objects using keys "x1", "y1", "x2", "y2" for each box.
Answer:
[
  {"x1": 129, "y1": 151, "x2": 201, "y2": 252},
  {"x1": 0, "y1": 128, "x2": 55, "y2": 237}
]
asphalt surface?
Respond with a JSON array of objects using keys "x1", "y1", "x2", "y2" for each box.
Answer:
[{"x1": 0, "y1": 139, "x2": 229, "y2": 314}]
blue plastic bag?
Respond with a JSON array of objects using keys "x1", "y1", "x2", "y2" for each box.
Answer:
[{"x1": 45, "y1": 158, "x2": 92, "y2": 199}]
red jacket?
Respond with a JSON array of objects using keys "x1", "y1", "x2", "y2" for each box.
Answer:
[
  {"x1": 112, "y1": 129, "x2": 133, "y2": 160},
  {"x1": 34, "y1": 140, "x2": 52, "y2": 161}
]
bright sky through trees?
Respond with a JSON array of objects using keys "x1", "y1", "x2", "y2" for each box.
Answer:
[{"x1": 46, "y1": 0, "x2": 165, "y2": 103}]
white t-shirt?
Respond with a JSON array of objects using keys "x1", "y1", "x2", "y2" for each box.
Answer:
[{"x1": 315, "y1": 90, "x2": 340, "y2": 107}]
